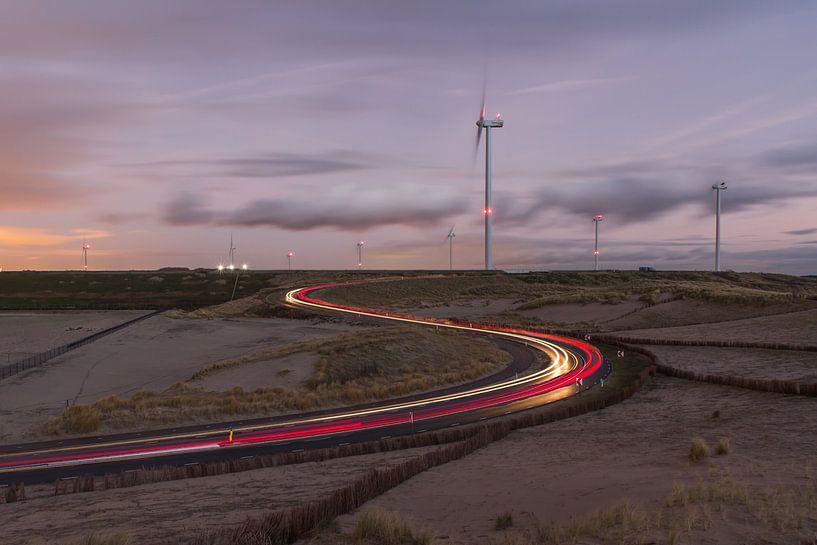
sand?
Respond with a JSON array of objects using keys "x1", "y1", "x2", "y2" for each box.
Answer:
[
  {"x1": 336, "y1": 376, "x2": 817, "y2": 544},
  {"x1": 0, "y1": 448, "x2": 435, "y2": 545},
  {"x1": 612, "y1": 307, "x2": 817, "y2": 344},
  {"x1": 0, "y1": 315, "x2": 366, "y2": 442},
  {"x1": 0, "y1": 311, "x2": 146, "y2": 363},
  {"x1": 647, "y1": 345, "x2": 817, "y2": 383},
  {"x1": 602, "y1": 299, "x2": 817, "y2": 331},
  {"x1": 517, "y1": 301, "x2": 642, "y2": 324}
]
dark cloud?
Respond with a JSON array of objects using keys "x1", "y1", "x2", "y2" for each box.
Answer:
[
  {"x1": 135, "y1": 151, "x2": 370, "y2": 179},
  {"x1": 163, "y1": 188, "x2": 466, "y2": 231},
  {"x1": 786, "y1": 227, "x2": 817, "y2": 236},
  {"x1": 762, "y1": 143, "x2": 817, "y2": 170}
]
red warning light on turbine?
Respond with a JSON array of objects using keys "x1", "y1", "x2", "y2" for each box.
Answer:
[
  {"x1": 594, "y1": 214, "x2": 604, "y2": 219},
  {"x1": 483, "y1": 208, "x2": 493, "y2": 215}
]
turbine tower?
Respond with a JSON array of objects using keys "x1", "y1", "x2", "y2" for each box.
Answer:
[
  {"x1": 357, "y1": 240, "x2": 365, "y2": 269},
  {"x1": 712, "y1": 182, "x2": 727, "y2": 272},
  {"x1": 476, "y1": 101, "x2": 503, "y2": 271},
  {"x1": 446, "y1": 225, "x2": 456, "y2": 270},
  {"x1": 82, "y1": 241, "x2": 91, "y2": 272},
  {"x1": 287, "y1": 251, "x2": 294, "y2": 271},
  {"x1": 593, "y1": 215, "x2": 604, "y2": 271}
]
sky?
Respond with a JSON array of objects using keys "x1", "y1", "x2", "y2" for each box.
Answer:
[{"x1": 1, "y1": 0, "x2": 817, "y2": 274}]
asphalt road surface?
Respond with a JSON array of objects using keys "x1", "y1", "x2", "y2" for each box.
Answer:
[{"x1": 0, "y1": 279, "x2": 609, "y2": 485}]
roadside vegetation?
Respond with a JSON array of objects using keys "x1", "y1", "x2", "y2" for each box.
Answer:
[{"x1": 43, "y1": 326, "x2": 511, "y2": 434}]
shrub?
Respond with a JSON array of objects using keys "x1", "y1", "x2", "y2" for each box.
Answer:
[
  {"x1": 74, "y1": 532, "x2": 130, "y2": 545},
  {"x1": 688, "y1": 437, "x2": 709, "y2": 463},
  {"x1": 65, "y1": 405, "x2": 102, "y2": 433},
  {"x1": 354, "y1": 510, "x2": 434, "y2": 545},
  {"x1": 495, "y1": 512, "x2": 514, "y2": 530},
  {"x1": 715, "y1": 437, "x2": 731, "y2": 456},
  {"x1": 711, "y1": 409, "x2": 720, "y2": 419}
]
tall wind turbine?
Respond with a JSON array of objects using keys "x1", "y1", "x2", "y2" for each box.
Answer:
[
  {"x1": 446, "y1": 225, "x2": 456, "y2": 270},
  {"x1": 82, "y1": 241, "x2": 91, "y2": 272},
  {"x1": 476, "y1": 97, "x2": 503, "y2": 270},
  {"x1": 712, "y1": 181, "x2": 727, "y2": 272}
]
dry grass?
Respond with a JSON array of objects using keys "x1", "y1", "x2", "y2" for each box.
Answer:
[
  {"x1": 44, "y1": 326, "x2": 511, "y2": 434},
  {"x1": 535, "y1": 500, "x2": 653, "y2": 544},
  {"x1": 688, "y1": 437, "x2": 710, "y2": 463},
  {"x1": 495, "y1": 513, "x2": 514, "y2": 530},
  {"x1": 715, "y1": 437, "x2": 732, "y2": 456},
  {"x1": 354, "y1": 510, "x2": 435, "y2": 545}
]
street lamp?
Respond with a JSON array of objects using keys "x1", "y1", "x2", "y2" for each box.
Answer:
[
  {"x1": 593, "y1": 214, "x2": 604, "y2": 271},
  {"x1": 712, "y1": 182, "x2": 727, "y2": 272},
  {"x1": 287, "y1": 251, "x2": 293, "y2": 271},
  {"x1": 357, "y1": 240, "x2": 365, "y2": 269}
]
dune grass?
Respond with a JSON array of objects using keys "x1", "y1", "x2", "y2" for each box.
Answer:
[
  {"x1": 354, "y1": 510, "x2": 435, "y2": 545},
  {"x1": 688, "y1": 437, "x2": 710, "y2": 463},
  {"x1": 44, "y1": 326, "x2": 511, "y2": 434}
]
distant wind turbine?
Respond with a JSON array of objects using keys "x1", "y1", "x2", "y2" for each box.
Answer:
[
  {"x1": 446, "y1": 225, "x2": 456, "y2": 270},
  {"x1": 228, "y1": 233, "x2": 236, "y2": 271},
  {"x1": 82, "y1": 241, "x2": 91, "y2": 272}
]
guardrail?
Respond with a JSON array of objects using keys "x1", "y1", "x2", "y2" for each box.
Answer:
[{"x1": 0, "y1": 310, "x2": 164, "y2": 381}]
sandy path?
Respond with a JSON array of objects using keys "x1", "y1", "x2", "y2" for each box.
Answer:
[
  {"x1": 648, "y1": 345, "x2": 817, "y2": 383},
  {"x1": 338, "y1": 376, "x2": 817, "y2": 544},
  {"x1": 0, "y1": 311, "x2": 146, "y2": 362},
  {"x1": 0, "y1": 448, "x2": 434, "y2": 545},
  {"x1": 611, "y1": 307, "x2": 817, "y2": 344},
  {"x1": 0, "y1": 316, "x2": 367, "y2": 442}
]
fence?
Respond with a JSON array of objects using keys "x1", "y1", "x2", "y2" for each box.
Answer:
[{"x1": 0, "y1": 310, "x2": 164, "y2": 381}]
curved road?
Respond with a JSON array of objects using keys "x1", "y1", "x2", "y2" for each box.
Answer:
[{"x1": 0, "y1": 279, "x2": 609, "y2": 485}]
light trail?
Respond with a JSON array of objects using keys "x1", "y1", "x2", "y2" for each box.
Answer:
[{"x1": 0, "y1": 278, "x2": 606, "y2": 478}]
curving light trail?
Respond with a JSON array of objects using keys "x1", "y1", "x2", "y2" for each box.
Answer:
[{"x1": 0, "y1": 279, "x2": 607, "y2": 479}]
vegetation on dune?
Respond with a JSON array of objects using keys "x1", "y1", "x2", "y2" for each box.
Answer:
[
  {"x1": 72, "y1": 532, "x2": 131, "y2": 545},
  {"x1": 43, "y1": 326, "x2": 511, "y2": 434},
  {"x1": 318, "y1": 271, "x2": 817, "y2": 312},
  {"x1": 354, "y1": 510, "x2": 435, "y2": 545},
  {"x1": 688, "y1": 437, "x2": 710, "y2": 463}
]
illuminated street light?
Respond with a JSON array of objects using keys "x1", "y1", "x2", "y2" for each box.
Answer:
[
  {"x1": 287, "y1": 251, "x2": 294, "y2": 271},
  {"x1": 593, "y1": 214, "x2": 604, "y2": 271},
  {"x1": 241, "y1": 263, "x2": 248, "y2": 271},
  {"x1": 357, "y1": 240, "x2": 365, "y2": 269}
]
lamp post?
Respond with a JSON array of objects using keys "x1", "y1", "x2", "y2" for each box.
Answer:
[
  {"x1": 357, "y1": 240, "x2": 365, "y2": 269},
  {"x1": 287, "y1": 251, "x2": 293, "y2": 272},
  {"x1": 593, "y1": 214, "x2": 604, "y2": 271}
]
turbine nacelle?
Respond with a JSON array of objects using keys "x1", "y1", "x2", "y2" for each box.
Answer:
[{"x1": 476, "y1": 118, "x2": 504, "y2": 129}]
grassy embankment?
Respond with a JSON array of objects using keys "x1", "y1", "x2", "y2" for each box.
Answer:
[{"x1": 44, "y1": 326, "x2": 512, "y2": 434}]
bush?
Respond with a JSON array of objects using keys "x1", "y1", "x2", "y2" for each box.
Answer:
[
  {"x1": 688, "y1": 437, "x2": 709, "y2": 463},
  {"x1": 74, "y1": 532, "x2": 130, "y2": 545},
  {"x1": 495, "y1": 512, "x2": 514, "y2": 530},
  {"x1": 715, "y1": 437, "x2": 732, "y2": 455},
  {"x1": 65, "y1": 405, "x2": 101, "y2": 433},
  {"x1": 354, "y1": 510, "x2": 434, "y2": 545}
]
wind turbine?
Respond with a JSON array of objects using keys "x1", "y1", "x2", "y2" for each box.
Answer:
[
  {"x1": 446, "y1": 225, "x2": 456, "y2": 270},
  {"x1": 712, "y1": 181, "x2": 727, "y2": 272},
  {"x1": 475, "y1": 96, "x2": 503, "y2": 270},
  {"x1": 82, "y1": 241, "x2": 91, "y2": 272},
  {"x1": 357, "y1": 240, "x2": 365, "y2": 269},
  {"x1": 228, "y1": 234, "x2": 236, "y2": 271}
]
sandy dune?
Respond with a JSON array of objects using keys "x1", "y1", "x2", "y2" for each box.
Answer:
[
  {"x1": 338, "y1": 376, "x2": 817, "y2": 544},
  {"x1": 0, "y1": 448, "x2": 434, "y2": 545},
  {"x1": 0, "y1": 311, "x2": 145, "y2": 362},
  {"x1": 647, "y1": 345, "x2": 817, "y2": 383},
  {"x1": 0, "y1": 315, "x2": 365, "y2": 442},
  {"x1": 612, "y1": 307, "x2": 817, "y2": 344}
]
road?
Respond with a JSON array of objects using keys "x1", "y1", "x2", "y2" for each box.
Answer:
[{"x1": 0, "y1": 279, "x2": 608, "y2": 485}]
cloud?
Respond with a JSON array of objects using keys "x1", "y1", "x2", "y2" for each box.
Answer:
[
  {"x1": 786, "y1": 227, "x2": 817, "y2": 236},
  {"x1": 133, "y1": 151, "x2": 371, "y2": 179},
  {"x1": 0, "y1": 226, "x2": 111, "y2": 247},
  {"x1": 163, "y1": 186, "x2": 467, "y2": 231},
  {"x1": 762, "y1": 142, "x2": 817, "y2": 170},
  {"x1": 509, "y1": 78, "x2": 625, "y2": 96}
]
